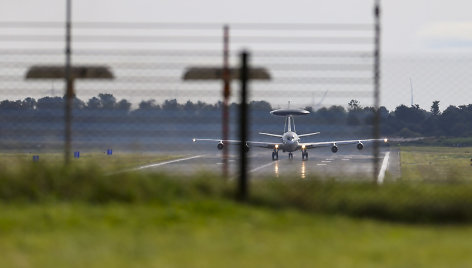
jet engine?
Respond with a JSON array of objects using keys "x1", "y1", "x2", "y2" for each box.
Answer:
[
  {"x1": 331, "y1": 145, "x2": 338, "y2": 153},
  {"x1": 217, "y1": 142, "x2": 224, "y2": 150},
  {"x1": 357, "y1": 142, "x2": 364, "y2": 150}
]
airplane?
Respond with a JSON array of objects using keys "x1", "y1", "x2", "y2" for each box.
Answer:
[{"x1": 192, "y1": 108, "x2": 388, "y2": 161}]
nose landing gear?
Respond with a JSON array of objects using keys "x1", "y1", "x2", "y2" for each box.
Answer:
[
  {"x1": 272, "y1": 150, "x2": 279, "y2": 161},
  {"x1": 288, "y1": 152, "x2": 293, "y2": 160},
  {"x1": 302, "y1": 150, "x2": 308, "y2": 161}
]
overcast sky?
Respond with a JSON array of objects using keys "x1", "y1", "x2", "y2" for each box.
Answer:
[
  {"x1": 1, "y1": 0, "x2": 472, "y2": 110},
  {"x1": 2, "y1": 0, "x2": 472, "y2": 54}
]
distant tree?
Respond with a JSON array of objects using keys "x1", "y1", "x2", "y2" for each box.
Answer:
[
  {"x1": 346, "y1": 112, "x2": 360, "y2": 125},
  {"x1": 116, "y1": 99, "x2": 131, "y2": 111},
  {"x1": 250, "y1": 100, "x2": 272, "y2": 111},
  {"x1": 138, "y1": 99, "x2": 159, "y2": 110},
  {"x1": 98, "y1": 93, "x2": 116, "y2": 109},
  {"x1": 394, "y1": 104, "x2": 427, "y2": 124},
  {"x1": 0, "y1": 100, "x2": 22, "y2": 110},
  {"x1": 162, "y1": 99, "x2": 179, "y2": 110},
  {"x1": 72, "y1": 97, "x2": 85, "y2": 110},
  {"x1": 438, "y1": 105, "x2": 463, "y2": 136},
  {"x1": 21, "y1": 97, "x2": 36, "y2": 110},
  {"x1": 36, "y1": 96, "x2": 63, "y2": 110},
  {"x1": 316, "y1": 105, "x2": 347, "y2": 123},
  {"x1": 348, "y1": 99, "x2": 361, "y2": 111},
  {"x1": 378, "y1": 106, "x2": 389, "y2": 120},
  {"x1": 431, "y1": 101, "x2": 440, "y2": 116},
  {"x1": 183, "y1": 100, "x2": 196, "y2": 111},
  {"x1": 87, "y1": 97, "x2": 101, "y2": 109}
]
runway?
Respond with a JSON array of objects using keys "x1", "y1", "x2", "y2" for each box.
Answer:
[{"x1": 137, "y1": 146, "x2": 399, "y2": 181}]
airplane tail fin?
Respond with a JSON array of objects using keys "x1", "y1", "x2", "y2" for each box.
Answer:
[
  {"x1": 298, "y1": 132, "x2": 320, "y2": 138},
  {"x1": 259, "y1": 132, "x2": 283, "y2": 138}
]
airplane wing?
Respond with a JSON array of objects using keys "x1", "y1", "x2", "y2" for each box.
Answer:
[
  {"x1": 300, "y1": 138, "x2": 388, "y2": 150},
  {"x1": 192, "y1": 138, "x2": 280, "y2": 149}
]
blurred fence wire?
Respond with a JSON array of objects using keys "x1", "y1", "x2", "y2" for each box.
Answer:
[{"x1": 0, "y1": 2, "x2": 391, "y2": 194}]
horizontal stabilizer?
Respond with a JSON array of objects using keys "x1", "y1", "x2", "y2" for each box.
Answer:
[
  {"x1": 298, "y1": 132, "x2": 320, "y2": 137},
  {"x1": 259, "y1": 132, "x2": 283, "y2": 138}
]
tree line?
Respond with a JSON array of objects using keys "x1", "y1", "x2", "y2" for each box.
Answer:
[{"x1": 0, "y1": 94, "x2": 471, "y2": 138}]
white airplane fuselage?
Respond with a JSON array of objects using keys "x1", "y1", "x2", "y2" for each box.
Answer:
[{"x1": 280, "y1": 131, "x2": 300, "y2": 152}]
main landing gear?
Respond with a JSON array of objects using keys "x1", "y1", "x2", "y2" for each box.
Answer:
[
  {"x1": 301, "y1": 150, "x2": 308, "y2": 161},
  {"x1": 272, "y1": 150, "x2": 279, "y2": 161}
]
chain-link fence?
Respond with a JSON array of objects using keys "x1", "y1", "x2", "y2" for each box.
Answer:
[{"x1": 1, "y1": 2, "x2": 471, "y2": 204}]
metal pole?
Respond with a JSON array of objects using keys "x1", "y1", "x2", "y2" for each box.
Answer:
[
  {"x1": 64, "y1": 0, "x2": 73, "y2": 164},
  {"x1": 373, "y1": 0, "x2": 381, "y2": 182},
  {"x1": 238, "y1": 51, "x2": 249, "y2": 200},
  {"x1": 222, "y1": 25, "x2": 230, "y2": 178}
]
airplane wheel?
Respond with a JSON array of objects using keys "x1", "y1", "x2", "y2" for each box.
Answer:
[
  {"x1": 272, "y1": 152, "x2": 278, "y2": 161},
  {"x1": 289, "y1": 153, "x2": 293, "y2": 160},
  {"x1": 302, "y1": 152, "x2": 308, "y2": 160}
]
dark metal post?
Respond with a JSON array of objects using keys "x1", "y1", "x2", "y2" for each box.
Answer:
[
  {"x1": 238, "y1": 51, "x2": 249, "y2": 200},
  {"x1": 222, "y1": 25, "x2": 230, "y2": 178},
  {"x1": 64, "y1": 0, "x2": 73, "y2": 164},
  {"x1": 373, "y1": 0, "x2": 381, "y2": 182}
]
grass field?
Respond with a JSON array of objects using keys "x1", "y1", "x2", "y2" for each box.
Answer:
[
  {"x1": 0, "y1": 152, "x2": 184, "y2": 171},
  {"x1": 400, "y1": 146, "x2": 472, "y2": 181},
  {"x1": 1, "y1": 146, "x2": 472, "y2": 267},
  {"x1": 1, "y1": 201, "x2": 472, "y2": 268}
]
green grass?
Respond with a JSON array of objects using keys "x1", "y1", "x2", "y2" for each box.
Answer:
[
  {"x1": 0, "y1": 152, "x2": 184, "y2": 171},
  {"x1": 400, "y1": 146, "x2": 472, "y2": 181},
  {"x1": 1, "y1": 202, "x2": 472, "y2": 268},
  {"x1": 1, "y1": 151, "x2": 472, "y2": 267}
]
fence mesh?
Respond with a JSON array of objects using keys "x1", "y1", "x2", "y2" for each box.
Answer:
[{"x1": 1, "y1": 3, "x2": 471, "y2": 203}]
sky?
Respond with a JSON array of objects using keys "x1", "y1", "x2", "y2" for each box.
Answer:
[
  {"x1": 1, "y1": 0, "x2": 472, "y2": 110},
  {"x1": 2, "y1": 0, "x2": 472, "y2": 54}
]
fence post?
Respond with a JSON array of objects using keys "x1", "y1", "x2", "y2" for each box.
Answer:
[
  {"x1": 238, "y1": 51, "x2": 249, "y2": 200},
  {"x1": 64, "y1": 0, "x2": 73, "y2": 165},
  {"x1": 222, "y1": 25, "x2": 230, "y2": 178},
  {"x1": 373, "y1": 0, "x2": 381, "y2": 182}
]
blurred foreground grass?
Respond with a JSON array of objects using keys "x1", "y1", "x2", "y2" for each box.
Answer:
[
  {"x1": 1, "y1": 202, "x2": 472, "y2": 268},
  {"x1": 1, "y1": 150, "x2": 472, "y2": 267}
]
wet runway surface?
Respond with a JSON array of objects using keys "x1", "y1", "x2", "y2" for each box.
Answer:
[{"x1": 138, "y1": 147, "x2": 399, "y2": 181}]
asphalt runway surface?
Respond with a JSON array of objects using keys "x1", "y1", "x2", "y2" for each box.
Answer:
[{"x1": 137, "y1": 146, "x2": 400, "y2": 181}]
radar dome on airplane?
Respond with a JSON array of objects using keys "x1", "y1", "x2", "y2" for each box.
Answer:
[{"x1": 270, "y1": 109, "x2": 310, "y2": 116}]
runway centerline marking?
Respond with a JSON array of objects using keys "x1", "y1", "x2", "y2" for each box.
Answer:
[
  {"x1": 377, "y1": 152, "x2": 390, "y2": 184},
  {"x1": 135, "y1": 155, "x2": 204, "y2": 170},
  {"x1": 249, "y1": 161, "x2": 277, "y2": 173},
  {"x1": 111, "y1": 155, "x2": 205, "y2": 174}
]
